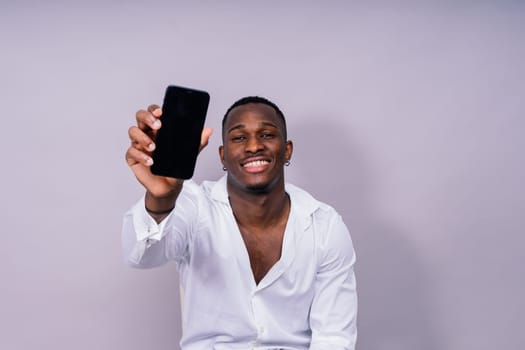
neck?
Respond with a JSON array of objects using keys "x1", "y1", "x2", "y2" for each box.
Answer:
[{"x1": 228, "y1": 182, "x2": 290, "y2": 228}]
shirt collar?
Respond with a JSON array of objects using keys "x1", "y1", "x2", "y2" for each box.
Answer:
[{"x1": 209, "y1": 175, "x2": 321, "y2": 230}]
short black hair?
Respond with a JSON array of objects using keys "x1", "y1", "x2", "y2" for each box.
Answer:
[{"x1": 222, "y1": 96, "x2": 287, "y2": 140}]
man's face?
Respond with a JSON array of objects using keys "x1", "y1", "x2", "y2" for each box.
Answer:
[{"x1": 219, "y1": 103, "x2": 293, "y2": 194}]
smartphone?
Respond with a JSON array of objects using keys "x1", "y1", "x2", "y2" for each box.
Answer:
[{"x1": 150, "y1": 85, "x2": 210, "y2": 179}]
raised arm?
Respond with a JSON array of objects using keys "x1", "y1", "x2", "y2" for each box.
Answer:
[
  {"x1": 125, "y1": 104, "x2": 212, "y2": 222},
  {"x1": 122, "y1": 104, "x2": 212, "y2": 267}
]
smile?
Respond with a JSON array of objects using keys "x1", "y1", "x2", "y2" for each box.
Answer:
[{"x1": 242, "y1": 160, "x2": 270, "y2": 168}]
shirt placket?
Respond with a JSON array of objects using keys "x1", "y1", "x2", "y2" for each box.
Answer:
[{"x1": 250, "y1": 290, "x2": 267, "y2": 349}]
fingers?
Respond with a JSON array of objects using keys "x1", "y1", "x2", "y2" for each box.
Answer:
[
  {"x1": 136, "y1": 105, "x2": 162, "y2": 133},
  {"x1": 128, "y1": 125, "x2": 156, "y2": 153},
  {"x1": 127, "y1": 105, "x2": 161, "y2": 167},
  {"x1": 125, "y1": 144, "x2": 153, "y2": 167},
  {"x1": 128, "y1": 126, "x2": 213, "y2": 167},
  {"x1": 132, "y1": 104, "x2": 162, "y2": 159},
  {"x1": 199, "y1": 127, "x2": 213, "y2": 152},
  {"x1": 129, "y1": 104, "x2": 212, "y2": 167}
]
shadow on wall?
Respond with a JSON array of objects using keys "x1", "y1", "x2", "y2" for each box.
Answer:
[{"x1": 289, "y1": 118, "x2": 442, "y2": 350}]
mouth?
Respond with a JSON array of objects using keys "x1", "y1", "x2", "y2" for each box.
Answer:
[{"x1": 241, "y1": 158, "x2": 271, "y2": 173}]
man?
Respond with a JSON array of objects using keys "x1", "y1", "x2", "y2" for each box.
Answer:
[{"x1": 123, "y1": 96, "x2": 357, "y2": 349}]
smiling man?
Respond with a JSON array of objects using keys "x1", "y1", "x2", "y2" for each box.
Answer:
[{"x1": 123, "y1": 96, "x2": 358, "y2": 350}]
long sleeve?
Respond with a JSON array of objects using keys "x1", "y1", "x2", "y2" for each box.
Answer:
[
  {"x1": 121, "y1": 182, "x2": 200, "y2": 268},
  {"x1": 121, "y1": 195, "x2": 174, "y2": 268},
  {"x1": 309, "y1": 214, "x2": 358, "y2": 350}
]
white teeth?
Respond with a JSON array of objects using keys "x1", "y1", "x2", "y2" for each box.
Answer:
[{"x1": 243, "y1": 160, "x2": 269, "y2": 167}]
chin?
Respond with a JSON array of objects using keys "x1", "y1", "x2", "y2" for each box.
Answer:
[
  {"x1": 227, "y1": 170, "x2": 284, "y2": 194},
  {"x1": 231, "y1": 175, "x2": 273, "y2": 194},
  {"x1": 243, "y1": 173, "x2": 284, "y2": 194},
  {"x1": 244, "y1": 181, "x2": 272, "y2": 194}
]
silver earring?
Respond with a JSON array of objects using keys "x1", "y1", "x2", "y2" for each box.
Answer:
[
  {"x1": 285, "y1": 160, "x2": 291, "y2": 166},
  {"x1": 223, "y1": 166, "x2": 227, "y2": 171}
]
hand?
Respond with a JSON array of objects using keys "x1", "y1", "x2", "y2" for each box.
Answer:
[{"x1": 125, "y1": 104, "x2": 213, "y2": 198}]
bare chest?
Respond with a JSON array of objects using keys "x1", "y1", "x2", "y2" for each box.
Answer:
[{"x1": 238, "y1": 224, "x2": 285, "y2": 285}]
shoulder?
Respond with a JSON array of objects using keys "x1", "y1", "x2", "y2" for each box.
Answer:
[
  {"x1": 286, "y1": 182, "x2": 342, "y2": 225},
  {"x1": 170, "y1": 177, "x2": 227, "y2": 231},
  {"x1": 287, "y1": 182, "x2": 354, "y2": 255},
  {"x1": 178, "y1": 176, "x2": 229, "y2": 206}
]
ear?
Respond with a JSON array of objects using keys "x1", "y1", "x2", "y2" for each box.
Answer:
[
  {"x1": 219, "y1": 145, "x2": 225, "y2": 165},
  {"x1": 285, "y1": 140, "x2": 293, "y2": 162}
]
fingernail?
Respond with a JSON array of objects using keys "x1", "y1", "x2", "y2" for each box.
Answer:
[
  {"x1": 153, "y1": 108, "x2": 162, "y2": 116},
  {"x1": 145, "y1": 157, "x2": 153, "y2": 166},
  {"x1": 152, "y1": 120, "x2": 161, "y2": 129},
  {"x1": 148, "y1": 143, "x2": 155, "y2": 151}
]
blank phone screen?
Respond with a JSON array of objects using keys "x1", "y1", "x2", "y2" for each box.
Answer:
[{"x1": 151, "y1": 85, "x2": 210, "y2": 179}]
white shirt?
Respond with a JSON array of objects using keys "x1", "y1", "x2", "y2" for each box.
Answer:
[{"x1": 122, "y1": 176, "x2": 357, "y2": 350}]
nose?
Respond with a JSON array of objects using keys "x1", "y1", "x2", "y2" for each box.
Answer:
[{"x1": 245, "y1": 135, "x2": 264, "y2": 153}]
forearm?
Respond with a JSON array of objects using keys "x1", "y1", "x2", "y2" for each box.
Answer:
[
  {"x1": 122, "y1": 184, "x2": 197, "y2": 268},
  {"x1": 145, "y1": 181, "x2": 183, "y2": 223}
]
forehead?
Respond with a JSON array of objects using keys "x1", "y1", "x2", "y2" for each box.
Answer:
[{"x1": 224, "y1": 103, "x2": 284, "y2": 131}]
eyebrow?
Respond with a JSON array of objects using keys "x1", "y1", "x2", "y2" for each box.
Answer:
[{"x1": 227, "y1": 121, "x2": 279, "y2": 134}]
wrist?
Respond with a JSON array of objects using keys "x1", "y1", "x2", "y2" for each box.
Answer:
[{"x1": 145, "y1": 185, "x2": 181, "y2": 214}]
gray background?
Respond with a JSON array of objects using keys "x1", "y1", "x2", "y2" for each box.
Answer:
[{"x1": 2, "y1": 1, "x2": 524, "y2": 349}]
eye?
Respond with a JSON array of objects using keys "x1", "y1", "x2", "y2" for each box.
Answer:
[
  {"x1": 260, "y1": 132, "x2": 275, "y2": 139},
  {"x1": 231, "y1": 135, "x2": 246, "y2": 142}
]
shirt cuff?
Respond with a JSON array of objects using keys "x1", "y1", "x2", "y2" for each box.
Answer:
[{"x1": 131, "y1": 195, "x2": 173, "y2": 242}]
